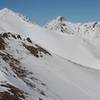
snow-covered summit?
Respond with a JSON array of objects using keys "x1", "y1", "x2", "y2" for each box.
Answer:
[
  {"x1": 0, "y1": 8, "x2": 33, "y2": 24},
  {"x1": 0, "y1": 8, "x2": 12, "y2": 13},
  {"x1": 56, "y1": 16, "x2": 66, "y2": 22},
  {"x1": 45, "y1": 16, "x2": 75, "y2": 34}
]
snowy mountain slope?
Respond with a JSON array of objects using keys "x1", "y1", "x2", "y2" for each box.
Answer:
[
  {"x1": 0, "y1": 8, "x2": 100, "y2": 69},
  {"x1": 0, "y1": 8, "x2": 40, "y2": 36},
  {"x1": 1, "y1": 32, "x2": 100, "y2": 100},
  {"x1": 27, "y1": 24, "x2": 100, "y2": 70},
  {"x1": 0, "y1": 8, "x2": 100, "y2": 100},
  {"x1": 1, "y1": 8, "x2": 100, "y2": 70},
  {"x1": 44, "y1": 16, "x2": 100, "y2": 69},
  {"x1": 0, "y1": 32, "x2": 60, "y2": 100}
]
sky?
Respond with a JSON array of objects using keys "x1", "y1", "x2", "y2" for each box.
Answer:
[{"x1": 0, "y1": 0, "x2": 100, "y2": 25}]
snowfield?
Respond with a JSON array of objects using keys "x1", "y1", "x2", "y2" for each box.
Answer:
[{"x1": 0, "y1": 8, "x2": 100, "y2": 100}]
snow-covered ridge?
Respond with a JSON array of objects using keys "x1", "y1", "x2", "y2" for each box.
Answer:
[{"x1": 45, "y1": 16, "x2": 100, "y2": 40}]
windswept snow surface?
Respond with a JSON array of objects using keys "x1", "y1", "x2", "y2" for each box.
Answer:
[{"x1": 0, "y1": 8, "x2": 100, "y2": 100}]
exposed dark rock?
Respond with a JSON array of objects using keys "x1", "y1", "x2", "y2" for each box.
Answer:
[
  {"x1": 2, "y1": 33, "x2": 9, "y2": 38},
  {"x1": 11, "y1": 34, "x2": 17, "y2": 39},
  {"x1": 26, "y1": 37, "x2": 32, "y2": 43},
  {"x1": 40, "y1": 90, "x2": 46, "y2": 96},
  {"x1": 17, "y1": 35, "x2": 22, "y2": 40},
  {"x1": 23, "y1": 43, "x2": 51, "y2": 58},
  {"x1": 39, "y1": 97, "x2": 43, "y2": 100},
  {"x1": 0, "y1": 83, "x2": 25, "y2": 100},
  {"x1": 57, "y1": 16, "x2": 65, "y2": 22},
  {"x1": 0, "y1": 36, "x2": 6, "y2": 50},
  {"x1": 93, "y1": 22, "x2": 98, "y2": 28}
]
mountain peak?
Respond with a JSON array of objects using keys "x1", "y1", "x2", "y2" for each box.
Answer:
[
  {"x1": 0, "y1": 8, "x2": 33, "y2": 24},
  {"x1": 0, "y1": 8, "x2": 14, "y2": 13},
  {"x1": 0, "y1": 8, "x2": 17, "y2": 18},
  {"x1": 1, "y1": 8, "x2": 10, "y2": 11},
  {"x1": 56, "y1": 16, "x2": 66, "y2": 22}
]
